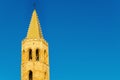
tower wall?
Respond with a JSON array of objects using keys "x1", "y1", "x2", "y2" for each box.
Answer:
[{"x1": 21, "y1": 39, "x2": 49, "y2": 80}]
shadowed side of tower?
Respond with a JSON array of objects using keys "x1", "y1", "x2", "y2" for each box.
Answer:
[{"x1": 21, "y1": 9, "x2": 50, "y2": 80}]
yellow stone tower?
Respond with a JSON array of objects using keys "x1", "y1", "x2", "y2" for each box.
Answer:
[{"x1": 21, "y1": 10, "x2": 50, "y2": 80}]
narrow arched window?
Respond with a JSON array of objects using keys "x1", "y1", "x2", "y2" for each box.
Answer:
[
  {"x1": 29, "y1": 70, "x2": 32, "y2": 80},
  {"x1": 29, "y1": 49, "x2": 32, "y2": 60},
  {"x1": 36, "y1": 49, "x2": 39, "y2": 61}
]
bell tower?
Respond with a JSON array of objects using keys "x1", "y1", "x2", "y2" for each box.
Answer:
[{"x1": 21, "y1": 10, "x2": 50, "y2": 80}]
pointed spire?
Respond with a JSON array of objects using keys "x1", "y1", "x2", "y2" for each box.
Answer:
[{"x1": 26, "y1": 9, "x2": 43, "y2": 39}]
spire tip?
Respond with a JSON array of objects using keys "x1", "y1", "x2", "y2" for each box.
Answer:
[{"x1": 33, "y1": 2, "x2": 36, "y2": 9}]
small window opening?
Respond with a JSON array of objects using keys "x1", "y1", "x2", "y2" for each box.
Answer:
[
  {"x1": 44, "y1": 72, "x2": 47, "y2": 79},
  {"x1": 23, "y1": 50, "x2": 25, "y2": 53},
  {"x1": 44, "y1": 50, "x2": 46, "y2": 55}
]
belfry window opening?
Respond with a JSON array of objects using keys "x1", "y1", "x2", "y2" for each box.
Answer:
[
  {"x1": 29, "y1": 49, "x2": 32, "y2": 60},
  {"x1": 36, "y1": 49, "x2": 39, "y2": 61}
]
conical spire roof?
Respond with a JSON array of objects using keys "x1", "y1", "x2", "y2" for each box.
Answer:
[{"x1": 26, "y1": 9, "x2": 43, "y2": 39}]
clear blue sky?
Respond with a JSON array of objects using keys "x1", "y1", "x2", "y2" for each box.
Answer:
[{"x1": 0, "y1": 0, "x2": 120, "y2": 80}]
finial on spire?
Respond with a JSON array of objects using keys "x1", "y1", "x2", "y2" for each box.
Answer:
[{"x1": 33, "y1": 2, "x2": 36, "y2": 9}]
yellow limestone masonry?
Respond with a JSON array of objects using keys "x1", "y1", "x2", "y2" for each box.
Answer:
[{"x1": 21, "y1": 10, "x2": 50, "y2": 80}]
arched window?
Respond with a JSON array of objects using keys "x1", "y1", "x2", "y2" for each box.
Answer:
[
  {"x1": 29, "y1": 70, "x2": 32, "y2": 80},
  {"x1": 36, "y1": 49, "x2": 39, "y2": 61},
  {"x1": 29, "y1": 49, "x2": 32, "y2": 60}
]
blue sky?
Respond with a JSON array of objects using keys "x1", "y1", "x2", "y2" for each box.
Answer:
[{"x1": 0, "y1": 0, "x2": 120, "y2": 80}]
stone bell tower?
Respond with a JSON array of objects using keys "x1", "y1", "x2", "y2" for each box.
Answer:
[{"x1": 21, "y1": 9, "x2": 50, "y2": 80}]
